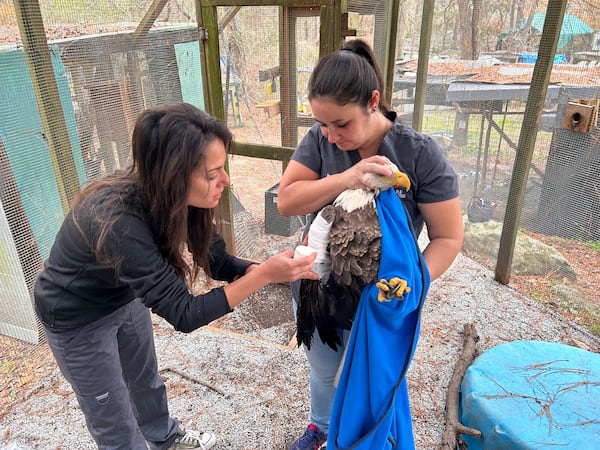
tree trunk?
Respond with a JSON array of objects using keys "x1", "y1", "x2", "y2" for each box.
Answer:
[
  {"x1": 471, "y1": 0, "x2": 482, "y2": 60},
  {"x1": 457, "y1": 0, "x2": 472, "y2": 59}
]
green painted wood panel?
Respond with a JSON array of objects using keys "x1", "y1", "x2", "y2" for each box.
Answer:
[
  {"x1": 174, "y1": 41, "x2": 205, "y2": 110},
  {"x1": 0, "y1": 45, "x2": 86, "y2": 260}
]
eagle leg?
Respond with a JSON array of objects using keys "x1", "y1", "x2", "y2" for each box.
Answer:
[{"x1": 376, "y1": 277, "x2": 411, "y2": 302}]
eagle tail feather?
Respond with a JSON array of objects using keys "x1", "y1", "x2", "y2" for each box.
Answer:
[{"x1": 296, "y1": 279, "x2": 317, "y2": 349}]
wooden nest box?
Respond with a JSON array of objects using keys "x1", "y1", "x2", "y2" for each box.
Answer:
[{"x1": 256, "y1": 99, "x2": 280, "y2": 118}]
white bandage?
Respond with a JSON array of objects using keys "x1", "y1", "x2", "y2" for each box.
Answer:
[
  {"x1": 294, "y1": 245, "x2": 316, "y2": 259},
  {"x1": 307, "y1": 210, "x2": 332, "y2": 264},
  {"x1": 308, "y1": 209, "x2": 333, "y2": 280},
  {"x1": 294, "y1": 245, "x2": 330, "y2": 280}
]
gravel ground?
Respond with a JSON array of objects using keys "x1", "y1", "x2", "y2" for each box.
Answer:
[
  {"x1": 1, "y1": 241, "x2": 599, "y2": 450},
  {"x1": 1, "y1": 163, "x2": 599, "y2": 449}
]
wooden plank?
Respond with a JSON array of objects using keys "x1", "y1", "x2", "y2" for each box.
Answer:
[
  {"x1": 202, "y1": 0, "x2": 332, "y2": 7},
  {"x1": 220, "y1": 6, "x2": 242, "y2": 29},
  {"x1": 233, "y1": 142, "x2": 294, "y2": 161},
  {"x1": 59, "y1": 27, "x2": 200, "y2": 65},
  {"x1": 280, "y1": 6, "x2": 297, "y2": 147},
  {"x1": 0, "y1": 140, "x2": 43, "y2": 293},
  {"x1": 412, "y1": 0, "x2": 434, "y2": 132},
  {"x1": 383, "y1": 0, "x2": 400, "y2": 104},
  {"x1": 320, "y1": 5, "x2": 335, "y2": 56},
  {"x1": 133, "y1": 0, "x2": 169, "y2": 44},
  {"x1": 496, "y1": 0, "x2": 567, "y2": 284},
  {"x1": 13, "y1": 0, "x2": 80, "y2": 211},
  {"x1": 196, "y1": 1, "x2": 235, "y2": 253}
]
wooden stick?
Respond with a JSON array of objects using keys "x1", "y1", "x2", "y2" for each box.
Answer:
[
  {"x1": 160, "y1": 366, "x2": 227, "y2": 397},
  {"x1": 440, "y1": 323, "x2": 482, "y2": 449}
]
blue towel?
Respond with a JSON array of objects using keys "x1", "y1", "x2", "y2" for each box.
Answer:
[{"x1": 327, "y1": 188, "x2": 431, "y2": 449}]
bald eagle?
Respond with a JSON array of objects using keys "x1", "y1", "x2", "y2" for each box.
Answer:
[{"x1": 296, "y1": 158, "x2": 412, "y2": 350}]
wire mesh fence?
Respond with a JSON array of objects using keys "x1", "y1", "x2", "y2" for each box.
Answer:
[
  {"x1": 0, "y1": 0, "x2": 599, "y2": 405},
  {"x1": 392, "y1": 1, "x2": 600, "y2": 338}
]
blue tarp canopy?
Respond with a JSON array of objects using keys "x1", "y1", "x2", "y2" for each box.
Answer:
[{"x1": 524, "y1": 12, "x2": 594, "y2": 50}]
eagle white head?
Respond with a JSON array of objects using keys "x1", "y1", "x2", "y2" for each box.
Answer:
[{"x1": 334, "y1": 157, "x2": 411, "y2": 212}]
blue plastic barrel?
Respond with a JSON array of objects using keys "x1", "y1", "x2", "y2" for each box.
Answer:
[{"x1": 460, "y1": 340, "x2": 600, "y2": 449}]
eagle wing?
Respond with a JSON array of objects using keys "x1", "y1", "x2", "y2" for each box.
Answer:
[
  {"x1": 296, "y1": 201, "x2": 381, "y2": 351},
  {"x1": 329, "y1": 201, "x2": 381, "y2": 287},
  {"x1": 295, "y1": 163, "x2": 412, "y2": 351}
]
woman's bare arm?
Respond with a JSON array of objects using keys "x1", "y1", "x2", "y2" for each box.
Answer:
[
  {"x1": 419, "y1": 197, "x2": 464, "y2": 281},
  {"x1": 278, "y1": 157, "x2": 393, "y2": 216}
]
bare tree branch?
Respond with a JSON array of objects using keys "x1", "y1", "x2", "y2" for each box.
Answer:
[{"x1": 440, "y1": 323, "x2": 482, "y2": 449}]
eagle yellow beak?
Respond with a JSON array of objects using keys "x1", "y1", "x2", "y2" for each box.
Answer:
[{"x1": 382, "y1": 170, "x2": 411, "y2": 191}]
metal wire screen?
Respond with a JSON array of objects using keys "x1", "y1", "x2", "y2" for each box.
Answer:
[
  {"x1": 392, "y1": 0, "x2": 599, "y2": 333},
  {"x1": 0, "y1": 1, "x2": 207, "y2": 347},
  {"x1": 0, "y1": 1, "x2": 598, "y2": 361},
  {"x1": 220, "y1": 5, "x2": 319, "y2": 250}
]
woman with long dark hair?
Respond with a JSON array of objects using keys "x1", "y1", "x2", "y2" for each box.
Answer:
[{"x1": 34, "y1": 102, "x2": 317, "y2": 449}]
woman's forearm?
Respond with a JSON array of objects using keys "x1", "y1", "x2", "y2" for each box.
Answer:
[
  {"x1": 421, "y1": 236, "x2": 462, "y2": 281},
  {"x1": 278, "y1": 174, "x2": 347, "y2": 216}
]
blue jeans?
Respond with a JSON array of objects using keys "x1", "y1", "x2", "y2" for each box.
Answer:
[
  {"x1": 42, "y1": 299, "x2": 180, "y2": 449},
  {"x1": 293, "y1": 298, "x2": 351, "y2": 433}
]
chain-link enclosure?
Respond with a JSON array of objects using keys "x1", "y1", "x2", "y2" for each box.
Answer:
[{"x1": 0, "y1": 0, "x2": 599, "y2": 410}]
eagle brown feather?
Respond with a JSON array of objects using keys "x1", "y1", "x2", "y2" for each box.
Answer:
[{"x1": 296, "y1": 159, "x2": 410, "y2": 350}]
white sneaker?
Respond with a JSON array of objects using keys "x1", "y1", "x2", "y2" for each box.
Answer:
[{"x1": 169, "y1": 426, "x2": 216, "y2": 449}]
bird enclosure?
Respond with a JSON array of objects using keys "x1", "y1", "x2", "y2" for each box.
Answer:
[{"x1": 0, "y1": 0, "x2": 598, "y2": 353}]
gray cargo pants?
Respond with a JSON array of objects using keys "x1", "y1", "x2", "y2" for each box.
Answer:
[{"x1": 43, "y1": 299, "x2": 180, "y2": 449}]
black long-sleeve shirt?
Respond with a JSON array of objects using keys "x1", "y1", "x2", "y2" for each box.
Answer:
[{"x1": 34, "y1": 194, "x2": 251, "y2": 332}]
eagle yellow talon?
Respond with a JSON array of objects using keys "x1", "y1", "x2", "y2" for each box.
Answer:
[{"x1": 376, "y1": 277, "x2": 411, "y2": 302}]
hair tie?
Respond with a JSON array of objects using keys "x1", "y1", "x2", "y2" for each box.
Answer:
[{"x1": 341, "y1": 47, "x2": 354, "y2": 53}]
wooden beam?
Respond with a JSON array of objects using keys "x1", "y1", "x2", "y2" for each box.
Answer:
[
  {"x1": 202, "y1": 0, "x2": 332, "y2": 6},
  {"x1": 279, "y1": 6, "x2": 320, "y2": 149},
  {"x1": 197, "y1": 5, "x2": 224, "y2": 119},
  {"x1": 13, "y1": 0, "x2": 80, "y2": 212},
  {"x1": 220, "y1": 6, "x2": 242, "y2": 29},
  {"x1": 495, "y1": 0, "x2": 567, "y2": 284},
  {"x1": 0, "y1": 141, "x2": 44, "y2": 291},
  {"x1": 133, "y1": 0, "x2": 169, "y2": 44},
  {"x1": 233, "y1": 142, "x2": 294, "y2": 160},
  {"x1": 383, "y1": 0, "x2": 400, "y2": 105},
  {"x1": 279, "y1": 6, "x2": 297, "y2": 147},
  {"x1": 319, "y1": 4, "x2": 336, "y2": 56},
  {"x1": 196, "y1": 1, "x2": 235, "y2": 254},
  {"x1": 412, "y1": 0, "x2": 434, "y2": 132}
]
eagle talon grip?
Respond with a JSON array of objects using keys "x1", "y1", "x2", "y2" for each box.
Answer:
[{"x1": 376, "y1": 278, "x2": 411, "y2": 302}]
